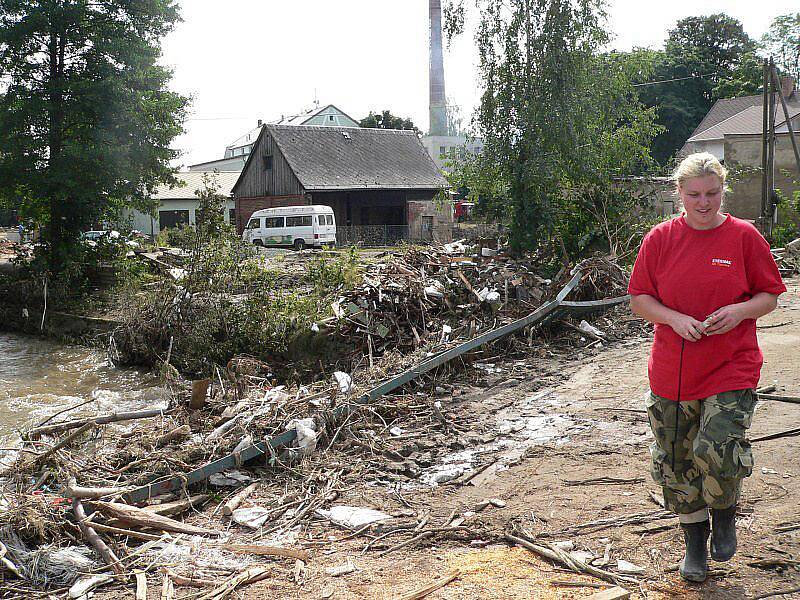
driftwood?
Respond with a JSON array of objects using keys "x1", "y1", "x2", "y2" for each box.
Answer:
[
  {"x1": 155, "y1": 425, "x2": 192, "y2": 448},
  {"x1": 195, "y1": 567, "x2": 271, "y2": 600},
  {"x1": 33, "y1": 422, "x2": 95, "y2": 466},
  {"x1": 65, "y1": 480, "x2": 131, "y2": 499},
  {"x1": 26, "y1": 408, "x2": 168, "y2": 439},
  {"x1": 220, "y1": 543, "x2": 310, "y2": 561},
  {"x1": 505, "y1": 533, "x2": 638, "y2": 587},
  {"x1": 144, "y1": 494, "x2": 209, "y2": 518},
  {"x1": 135, "y1": 570, "x2": 148, "y2": 600},
  {"x1": 222, "y1": 482, "x2": 259, "y2": 516},
  {"x1": 93, "y1": 501, "x2": 220, "y2": 536},
  {"x1": 190, "y1": 379, "x2": 210, "y2": 410},
  {"x1": 161, "y1": 573, "x2": 174, "y2": 600},
  {"x1": 73, "y1": 498, "x2": 124, "y2": 575},
  {"x1": 399, "y1": 569, "x2": 461, "y2": 600},
  {"x1": 89, "y1": 521, "x2": 163, "y2": 541},
  {"x1": 163, "y1": 569, "x2": 215, "y2": 587}
]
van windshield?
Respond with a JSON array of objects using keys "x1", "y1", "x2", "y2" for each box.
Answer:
[{"x1": 246, "y1": 218, "x2": 260, "y2": 229}]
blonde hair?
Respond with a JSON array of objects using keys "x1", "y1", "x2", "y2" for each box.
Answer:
[{"x1": 673, "y1": 152, "x2": 727, "y2": 190}]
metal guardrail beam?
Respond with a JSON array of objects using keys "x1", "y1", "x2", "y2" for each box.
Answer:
[{"x1": 125, "y1": 269, "x2": 625, "y2": 503}]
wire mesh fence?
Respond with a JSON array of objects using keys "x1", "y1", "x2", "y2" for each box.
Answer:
[{"x1": 336, "y1": 225, "x2": 420, "y2": 247}]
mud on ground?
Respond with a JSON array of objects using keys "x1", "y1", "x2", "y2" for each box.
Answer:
[{"x1": 92, "y1": 279, "x2": 799, "y2": 600}]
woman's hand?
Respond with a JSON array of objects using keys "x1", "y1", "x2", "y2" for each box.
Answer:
[
  {"x1": 668, "y1": 313, "x2": 707, "y2": 342},
  {"x1": 703, "y1": 304, "x2": 745, "y2": 335}
]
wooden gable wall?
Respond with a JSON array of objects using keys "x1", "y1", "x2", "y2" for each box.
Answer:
[{"x1": 234, "y1": 129, "x2": 303, "y2": 198}]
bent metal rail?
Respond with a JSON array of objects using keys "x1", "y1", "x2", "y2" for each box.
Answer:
[{"x1": 125, "y1": 268, "x2": 629, "y2": 504}]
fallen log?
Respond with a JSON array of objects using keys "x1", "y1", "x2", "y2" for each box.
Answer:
[
  {"x1": 155, "y1": 425, "x2": 192, "y2": 448},
  {"x1": 93, "y1": 501, "x2": 220, "y2": 537},
  {"x1": 73, "y1": 498, "x2": 124, "y2": 575},
  {"x1": 26, "y1": 408, "x2": 169, "y2": 439}
]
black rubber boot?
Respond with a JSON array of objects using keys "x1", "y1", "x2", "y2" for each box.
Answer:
[
  {"x1": 711, "y1": 505, "x2": 738, "y2": 562},
  {"x1": 679, "y1": 520, "x2": 710, "y2": 583}
]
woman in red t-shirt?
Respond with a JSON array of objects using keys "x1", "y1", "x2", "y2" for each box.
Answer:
[{"x1": 628, "y1": 152, "x2": 785, "y2": 583}]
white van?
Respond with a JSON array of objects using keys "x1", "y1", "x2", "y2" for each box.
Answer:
[{"x1": 243, "y1": 205, "x2": 336, "y2": 250}]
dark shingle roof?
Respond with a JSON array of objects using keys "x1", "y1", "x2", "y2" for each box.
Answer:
[
  {"x1": 690, "y1": 95, "x2": 762, "y2": 138},
  {"x1": 268, "y1": 125, "x2": 447, "y2": 191}
]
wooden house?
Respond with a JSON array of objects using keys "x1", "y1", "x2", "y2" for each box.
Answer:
[{"x1": 232, "y1": 124, "x2": 451, "y2": 242}]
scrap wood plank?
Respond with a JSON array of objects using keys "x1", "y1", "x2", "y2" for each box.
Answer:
[
  {"x1": 399, "y1": 569, "x2": 461, "y2": 600},
  {"x1": 586, "y1": 587, "x2": 631, "y2": 600},
  {"x1": 125, "y1": 270, "x2": 630, "y2": 503}
]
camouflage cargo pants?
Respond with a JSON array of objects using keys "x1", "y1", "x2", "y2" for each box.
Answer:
[{"x1": 646, "y1": 389, "x2": 757, "y2": 514}]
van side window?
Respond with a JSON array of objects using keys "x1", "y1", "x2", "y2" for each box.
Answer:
[
  {"x1": 246, "y1": 218, "x2": 260, "y2": 229},
  {"x1": 264, "y1": 217, "x2": 284, "y2": 228},
  {"x1": 287, "y1": 216, "x2": 312, "y2": 227},
  {"x1": 327, "y1": 215, "x2": 334, "y2": 225}
]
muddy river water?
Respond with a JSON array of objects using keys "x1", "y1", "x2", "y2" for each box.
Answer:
[{"x1": 0, "y1": 332, "x2": 166, "y2": 445}]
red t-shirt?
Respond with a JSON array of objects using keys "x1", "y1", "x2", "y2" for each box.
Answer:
[{"x1": 628, "y1": 214, "x2": 786, "y2": 401}]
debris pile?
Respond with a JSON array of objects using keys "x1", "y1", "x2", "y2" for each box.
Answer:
[
  {"x1": 330, "y1": 241, "x2": 559, "y2": 354},
  {"x1": 774, "y1": 237, "x2": 800, "y2": 276}
]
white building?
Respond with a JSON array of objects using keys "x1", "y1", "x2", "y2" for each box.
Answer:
[{"x1": 123, "y1": 171, "x2": 239, "y2": 236}]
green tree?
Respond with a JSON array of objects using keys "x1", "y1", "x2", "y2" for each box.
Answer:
[
  {"x1": 634, "y1": 14, "x2": 759, "y2": 164},
  {"x1": 762, "y1": 13, "x2": 800, "y2": 82},
  {"x1": 0, "y1": 0, "x2": 188, "y2": 275},
  {"x1": 359, "y1": 110, "x2": 419, "y2": 133},
  {"x1": 445, "y1": 0, "x2": 660, "y2": 255}
]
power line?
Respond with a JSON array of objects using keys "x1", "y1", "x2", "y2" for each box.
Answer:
[{"x1": 632, "y1": 72, "x2": 721, "y2": 87}]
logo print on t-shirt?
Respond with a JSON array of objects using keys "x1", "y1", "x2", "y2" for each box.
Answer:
[{"x1": 711, "y1": 258, "x2": 732, "y2": 268}]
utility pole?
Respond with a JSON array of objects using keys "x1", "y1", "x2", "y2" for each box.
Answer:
[{"x1": 760, "y1": 58, "x2": 778, "y2": 238}]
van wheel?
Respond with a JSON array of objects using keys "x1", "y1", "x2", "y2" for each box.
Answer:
[
  {"x1": 294, "y1": 239, "x2": 306, "y2": 251},
  {"x1": 253, "y1": 239, "x2": 263, "y2": 247}
]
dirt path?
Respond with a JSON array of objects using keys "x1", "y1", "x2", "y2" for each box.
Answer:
[
  {"x1": 94, "y1": 279, "x2": 800, "y2": 600},
  {"x1": 286, "y1": 279, "x2": 800, "y2": 599}
]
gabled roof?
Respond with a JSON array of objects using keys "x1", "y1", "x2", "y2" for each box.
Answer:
[
  {"x1": 153, "y1": 171, "x2": 239, "y2": 200},
  {"x1": 684, "y1": 94, "x2": 800, "y2": 145},
  {"x1": 233, "y1": 125, "x2": 448, "y2": 195},
  {"x1": 275, "y1": 104, "x2": 359, "y2": 127}
]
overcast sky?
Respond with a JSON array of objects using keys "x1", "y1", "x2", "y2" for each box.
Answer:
[{"x1": 162, "y1": 0, "x2": 799, "y2": 169}]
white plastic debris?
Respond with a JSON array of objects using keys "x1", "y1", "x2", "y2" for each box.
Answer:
[
  {"x1": 443, "y1": 239, "x2": 468, "y2": 254},
  {"x1": 21, "y1": 308, "x2": 29, "y2": 318},
  {"x1": 389, "y1": 426, "x2": 403, "y2": 437},
  {"x1": 315, "y1": 506, "x2": 392, "y2": 529},
  {"x1": 426, "y1": 467, "x2": 464, "y2": 485},
  {"x1": 332, "y1": 371, "x2": 353, "y2": 395},
  {"x1": 325, "y1": 560, "x2": 357, "y2": 577},
  {"x1": 441, "y1": 323, "x2": 452, "y2": 342},
  {"x1": 481, "y1": 247, "x2": 497, "y2": 257},
  {"x1": 578, "y1": 320, "x2": 605, "y2": 338},
  {"x1": 264, "y1": 386, "x2": 290, "y2": 404},
  {"x1": 424, "y1": 284, "x2": 444, "y2": 298},
  {"x1": 485, "y1": 291, "x2": 502, "y2": 305},
  {"x1": 209, "y1": 470, "x2": 253, "y2": 487},
  {"x1": 68, "y1": 574, "x2": 114, "y2": 598},
  {"x1": 311, "y1": 323, "x2": 320, "y2": 332},
  {"x1": 617, "y1": 559, "x2": 646, "y2": 574},
  {"x1": 168, "y1": 267, "x2": 187, "y2": 281},
  {"x1": 287, "y1": 418, "x2": 318, "y2": 456},
  {"x1": 231, "y1": 507, "x2": 273, "y2": 529}
]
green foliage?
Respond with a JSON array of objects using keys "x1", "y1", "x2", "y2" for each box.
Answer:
[
  {"x1": 0, "y1": 0, "x2": 188, "y2": 276},
  {"x1": 304, "y1": 247, "x2": 360, "y2": 294},
  {"x1": 359, "y1": 111, "x2": 419, "y2": 134},
  {"x1": 762, "y1": 13, "x2": 800, "y2": 82},
  {"x1": 445, "y1": 0, "x2": 661, "y2": 256},
  {"x1": 629, "y1": 14, "x2": 759, "y2": 164},
  {"x1": 156, "y1": 224, "x2": 196, "y2": 250}
]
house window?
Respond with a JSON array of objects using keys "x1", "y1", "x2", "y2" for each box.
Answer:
[
  {"x1": 159, "y1": 209, "x2": 190, "y2": 230},
  {"x1": 264, "y1": 155, "x2": 273, "y2": 170},
  {"x1": 329, "y1": 115, "x2": 335, "y2": 122},
  {"x1": 228, "y1": 209, "x2": 236, "y2": 224},
  {"x1": 286, "y1": 215, "x2": 312, "y2": 227},
  {"x1": 439, "y1": 146, "x2": 446, "y2": 156}
]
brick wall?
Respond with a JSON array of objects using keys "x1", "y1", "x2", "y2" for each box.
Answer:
[{"x1": 235, "y1": 195, "x2": 308, "y2": 233}]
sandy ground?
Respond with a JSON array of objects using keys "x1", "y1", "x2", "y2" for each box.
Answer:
[{"x1": 92, "y1": 278, "x2": 800, "y2": 600}]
